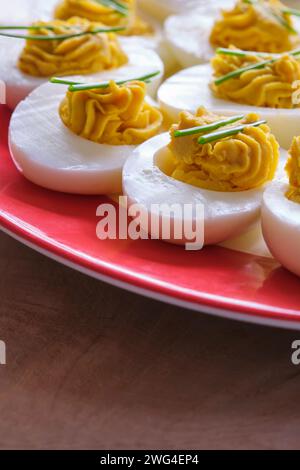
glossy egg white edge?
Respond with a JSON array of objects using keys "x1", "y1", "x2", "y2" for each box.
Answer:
[
  {"x1": 220, "y1": 220, "x2": 272, "y2": 258},
  {"x1": 122, "y1": 132, "x2": 283, "y2": 247},
  {"x1": 0, "y1": 0, "x2": 58, "y2": 25},
  {"x1": 158, "y1": 63, "x2": 300, "y2": 150},
  {"x1": 262, "y1": 181, "x2": 300, "y2": 277},
  {"x1": 8, "y1": 81, "x2": 155, "y2": 195},
  {"x1": 138, "y1": 0, "x2": 234, "y2": 22},
  {"x1": 0, "y1": 37, "x2": 164, "y2": 109},
  {"x1": 138, "y1": 0, "x2": 198, "y2": 22},
  {"x1": 159, "y1": 2, "x2": 234, "y2": 71},
  {"x1": 164, "y1": 13, "x2": 215, "y2": 68}
]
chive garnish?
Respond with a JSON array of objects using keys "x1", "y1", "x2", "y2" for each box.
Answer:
[
  {"x1": 215, "y1": 48, "x2": 300, "y2": 85},
  {"x1": 216, "y1": 47, "x2": 276, "y2": 58},
  {"x1": 243, "y1": 0, "x2": 298, "y2": 34},
  {"x1": 50, "y1": 77, "x2": 82, "y2": 86},
  {"x1": 283, "y1": 8, "x2": 300, "y2": 18},
  {"x1": 64, "y1": 71, "x2": 160, "y2": 92},
  {"x1": 244, "y1": 0, "x2": 300, "y2": 19},
  {"x1": 0, "y1": 25, "x2": 57, "y2": 31},
  {"x1": 271, "y1": 9, "x2": 297, "y2": 35},
  {"x1": 94, "y1": 0, "x2": 129, "y2": 16},
  {"x1": 197, "y1": 120, "x2": 267, "y2": 145},
  {"x1": 174, "y1": 115, "x2": 245, "y2": 138},
  {"x1": 0, "y1": 25, "x2": 125, "y2": 40},
  {"x1": 215, "y1": 60, "x2": 273, "y2": 86}
]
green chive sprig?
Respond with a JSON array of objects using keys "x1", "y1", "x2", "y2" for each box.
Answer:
[
  {"x1": 216, "y1": 47, "x2": 276, "y2": 58},
  {"x1": 0, "y1": 25, "x2": 57, "y2": 31},
  {"x1": 283, "y1": 8, "x2": 300, "y2": 18},
  {"x1": 215, "y1": 48, "x2": 300, "y2": 85},
  {"x1": 243, "y1": 0, "x2": 298, "y2": 34},
  {"x1": 245, "y1": 0, "x2": 300, "y2": 20},
  {"x1": 94, "y1": 0, "x2": 129, "y2": 16},
  {"x1": 50, "y1": 77, "x2": 82, "y2": 86},
  {"x1": 215, "y1": 59, "x2": 273, "y2": 86},
  {"x1": 244, "y1": 0, "x2": 300, "y2": 20},
  {"x1": 0, "y1": 25, "x2": 125, "y2": 40},
  {"x1": 50, "y1": 71, "x2": 160, "y2": 91},
  {"x1": 174, "y1": 115, "x2": 245, "y2": 138},
  {"x1": 271, "y1": 9, "x2": 297, "y2": 35},
  {"x1": 197, "y1": 120, "x2": 267, "y2": 145}
]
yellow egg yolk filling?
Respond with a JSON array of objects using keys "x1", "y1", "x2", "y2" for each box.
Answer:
[
  {"x1": 59, "y1": 80, "x2": 163, "y2": 145},
  {"x1": 167, "y1": 108, "x2": 279, "y2": 192},
  {"x1": 18, "y1": 17, "x2": 128, "y2": 78},
  {"x1": 55, "y1": 0, "x2": 152, "y2": 36},
  {"x1": 285, "y1": 136, "x2": 300, "y2": 203},
  {"x1": 211, "y1": 48, "x2": 300, "y2": 108},
  {"x1": 210, "y1": 0, "x2": 299, "y2": 53}
]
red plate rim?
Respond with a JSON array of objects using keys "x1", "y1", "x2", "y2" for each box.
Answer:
[
  {"x1": 2, "y1": 104, "x2": 300, "y2": 328},
  {"x1": 3, "y1": 222, "x2": 300, "y2": 330}
]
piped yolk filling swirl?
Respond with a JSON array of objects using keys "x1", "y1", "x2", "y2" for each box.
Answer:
[
  {"x1": 211, "y1": 48, "x2": 300, "y2": 108},
  {"x1": 55, "y1": 0, "x2": 152, "y2": 36},
  {"x1": 167, "y1": 108, "x2": 279, "y2": 192},
  {"x1": 210, "y1": 0, "x2": 299, "y2": 53},
  {"x1": 286, "y1": 136, "x2": 300, "y2": 203},
  {"x1": 59, "y1": 80, "x2": 163, "y2": 145},
  {"x1": 18, "y1": 17, "x2": 128, "y2": 77}
]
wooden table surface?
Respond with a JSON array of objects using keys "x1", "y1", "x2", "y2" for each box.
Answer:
[{"x1": 0, "y1": 230, "x2": 300, "y2": 450}]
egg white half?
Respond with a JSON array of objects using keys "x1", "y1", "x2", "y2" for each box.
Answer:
[
  {"x1": 0, "y1": 37, "x2": 164, "y2": 109},
  {"x1": 164, "y1": 2, "x2": 234, "y2": 69},
  {"x1": 164, "y1": 13, "x2": 215, "y2": 68},
  {"x1": 220, "y1": 221, "x2": 272, "y2": 258},
  {"x1": 139, "y1": 0, "x2": 234, "y2": 22},
  {"x1": 148, "y1": 1, "x2": 234, "y2": 72},
  {"x1": 0, "y1": 0, "x2": 57, "y2": 25},
  {"x1": 262, "y1": 181, "x2": 300, "y2": 276},
  {"x1": 122, "y1": 132, "x2": 281, "y2": 246},
  {"x1": 9, "y1": 81, "x2": 155, "y2": 195},
  {"x1": 158, "y1": 64, "x2": 300, "y2": 149},
  {"x1": 164, "y1": 2, "x2": 300, "y2": 69}
]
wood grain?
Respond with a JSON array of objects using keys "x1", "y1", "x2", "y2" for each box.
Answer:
[{"x1": 0, "y1": 231, "x2": 299, "y2": 450}]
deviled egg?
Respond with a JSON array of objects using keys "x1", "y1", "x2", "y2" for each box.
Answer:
[
  {"x1": 164, "y1": 0, "x2": 300, "y2": 68},
  {"x1": 123, "y1": 107, "x2": 280, "y2": 246},
  {"x1": 55, "y1": 0, "x2": 152, "y2": 36},
  {"x1": 210, "y1": 0, "x2": 300, "y2": 52},
  {"x1": 0, "y1": 17, "x2": 164, "y2": 109},
  {"x1": 0, "y1": 0, "x2": 169, "y2": 75},
  {"x1": 52, "y1": 1, "x2": 177, "y2": 72},
  {"x1": 0, "y1": 0, "x2": 150, "y2": 35},
  {"x1": 9, "y1": 75, "x2": 163, "y2": 194},
  {"x1": 262, "y1": 136, "x2": 300, "y2": 277},
  {"x1": 158, "y1": 47, "x2": 300, "y2": 148}
]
